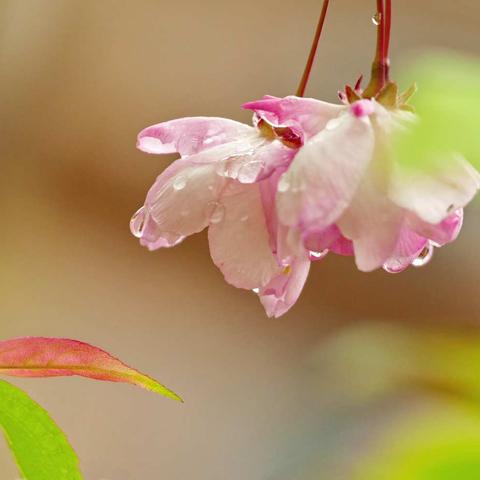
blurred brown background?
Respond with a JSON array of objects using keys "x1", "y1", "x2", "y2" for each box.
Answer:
[{"x1": 0, "y1": 1, "x2": 479, "y2": 479}]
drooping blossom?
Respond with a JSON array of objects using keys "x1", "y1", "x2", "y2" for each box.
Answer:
[
  {"x1": 245, "y1": 89, "x2": 480, "y2": 273},
  {"x1": 130, "y1": 103, "x2": 340, "y2": 317},
  {"x1": 131, "y1": 0, "x2": 480, "y2": 316}
]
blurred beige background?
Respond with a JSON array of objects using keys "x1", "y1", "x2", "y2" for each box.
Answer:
[{"x1": 0, "y1": 1, "x2": 479, "y2": 478}]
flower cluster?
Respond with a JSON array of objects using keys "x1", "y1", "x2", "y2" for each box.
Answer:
[{"x1": 131, "y1": 87, "x2": 480, "y2": 317}]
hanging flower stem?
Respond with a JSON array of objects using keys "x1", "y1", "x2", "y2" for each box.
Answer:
[
  {"x1": 384, "y1": 0, "x2": 392, "y2": 65},
  {"x1": 364, "y1": 0, "x2": 392, "y2": 98},
  {"x1": 296, "y1": 0, "x2": 330, "y2": 97}
]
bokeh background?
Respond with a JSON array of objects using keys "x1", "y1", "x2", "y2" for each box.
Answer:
[{"x1": 1, "y1": 1, "x2": 480, "y2": 478}]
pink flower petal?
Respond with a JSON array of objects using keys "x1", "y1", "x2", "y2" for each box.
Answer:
[
  {"x1": 303, "y1": 224, "x2": 341, "y2": 252},
  {"x1": 250, "y1": 141, "x2": 296, "y2": 183},
  {"x1": 258, "y1": 167, "x2": 309, "y2": 266},
  {"x1": 330, "y1": 235, "x2": 354, "y2": 256},
  {"x1": 137, "y1": 160, "x2": 225, "y2": 250},
  {"x1": 258, "y1": 258, "x2": 310, "y2": 318},
  {"x1": 302, "y1": 224, "x2": 354, "y2": 257},
  {"x1": 259, "y1": 167, "x2": 282, "y2": 255},
  {"x1": 277, "y1": 112, "x2": 375, "y2": 233},
  {"x1": 382, "y1": 226, "x2": 428, "y2": 273},
  {"x1": 243, "y1": 95, "x2": 342, "y2": 140},
  {"x1": 135, "y1": 129, "x2": 297, "y2": 251},
  {"x1": 338, "y1": 169, "x2": 404, "y2": 272},
  {"x1": 208, "y1": 182, "x2": 282, "y2": 290},
  {"x1": 137, "y1": 117, "x2": 254, "y2": 156},
  {"x1": 214, "y1": 139, "x2": 294, "y2": 185},
  {"x1": 408, "y1": 209, "x2": 463, "y2": 246}
]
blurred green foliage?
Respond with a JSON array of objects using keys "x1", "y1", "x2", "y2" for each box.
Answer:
[
  {"x1": 394, "y1": 53, "x2": 480, "y2": 170},
  {"x1": 305, "y1": 322, "x2": 480, "y2": 480},
  {"x1": 354, "y1": 401, "x2": 480, "y2": 480},
  {"x1": 371, "y1": 54, "x2": 480, "y2": 476}
]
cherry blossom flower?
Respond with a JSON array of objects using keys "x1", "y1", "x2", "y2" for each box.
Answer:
[
  {"x1": 246, "y1": 93, "x2": 480, "y2": 273},
  {"x1": 130, "y1": 106, "x2": 338, "y2": 317},
  {"x1": 131, "y1": 0, "x2": 480, "y2": 316}
]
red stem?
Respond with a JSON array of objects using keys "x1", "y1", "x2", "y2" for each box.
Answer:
[
  {"x1": 296, "y1": 0, "x2": 330, "y2": 97},
  {"x1": 384, "y1": 0, "x2": 392, "y2": 81},
  {"x1": 364, "y1": 0, "x2": 393, "y2": 97},
  {"x1": 376, "y1": 0, "x2": 386, "y2": 86}
]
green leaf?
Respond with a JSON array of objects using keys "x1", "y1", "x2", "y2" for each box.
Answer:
[{"x1": 0, "y1": 380, "x2": 82, "y2": 480}]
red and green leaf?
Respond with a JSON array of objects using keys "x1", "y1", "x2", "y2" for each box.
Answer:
[{"x1": 0, "y1": 337, "x2": 182, "y2": 402}]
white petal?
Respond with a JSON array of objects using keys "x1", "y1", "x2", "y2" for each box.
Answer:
[
  {"x1": 144, "y1": 160, "x2": 225, "y2": 244},
  {"x1": 277, "y1": 112, "x2": 375, "y2": 231},
  {"x1": 137, "y1": 117, "x2": 254, "y2": 156},
  {"x1": 389, "y1": 153, "x2": 480, "y2": 224},
  {"x1": 338, "y1": 163, "x2": 404, "y2": 272},
  {"x1": 208, "y1": 182, "x2": 282, "y2": 290}
]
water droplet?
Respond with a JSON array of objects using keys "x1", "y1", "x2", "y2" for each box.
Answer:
[
  {"x1": 216, "y1": 155, "x2": 243, "y2": 179},
  {"x1": 160, "y1": 231, "x2": 185, "y2": 247},
  {"x1": 277, "y1": 176, "x2": 290, "y2": 193},
  {"x1": 207, "y1": 185, "x2": 214, "y2": 191},
  {"x1": 206, "y1": 201, "x2": 225, "y2": 224},
  {"x1": 252, "y1": 288, "x2": 260, "y2": 294},
  {"x1": 412, "y1": 244, "x2": 434, "y2": 267},
  {"x1": 237, "y1": 161, "x2": 263, "y2": 183},
  {"x1": 372, "y1": 12, "x2": 382, "y2": 25},
  {"x1": 240, "y1": 215, "x2": 249, "y2": 222},
  {"x1": 173, "y1": 175, "x2": 187, "y2": 191},
  {"x1": 130, "y1": 206, "x2": 147, "y2": 238},
  {"x1": 383, "y1": 263, "x2": 406, "y2": 274},
  {"x1": 309, "y1": 249, "x2": 328, "y2": 261}
]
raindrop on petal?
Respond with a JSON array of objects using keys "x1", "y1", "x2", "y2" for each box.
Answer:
[
  {"x1": 130, "y1": 206, "x2": 147, "y2": 238},
  {"x1": 173, "y1": 175, "x2": 187, "y2": 191},
  {"x1": 240, "y1": 215, "x2": 249, "y2": 222},
  {"x1": 160, "y1": 231, "x2": 185, "y2": 247},
  {"x1": 383, "y1": 263, "x2": 407, "y2": 274},
  {"x1": 216, "y1": 155, "x2": 243, "y2": 179},
  {"x1": 206, "y1": 201, "x2": 226, "y2": 224},
  {"x1": 252, "y1": 288, "x2": 260, "y2": 294},
  {"x1": 237, "y1": 161, "x2": 263, "y2": 183},
  {"x1": 309, "y1": 249, "x2": 329, "y2": 261},
  {"x1": 412, "y1": 243, "x2": 434, "y2": 267},
  {"x1": 372, "y1": 12, "x2": 382, "y2": 25}
]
